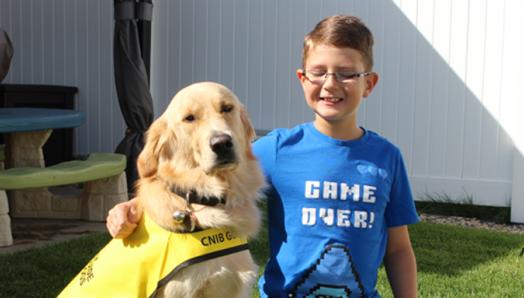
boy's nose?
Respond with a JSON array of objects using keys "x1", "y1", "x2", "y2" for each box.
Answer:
[{"x1": 322, "y1": 73, "x2": 339, "y2": 87}]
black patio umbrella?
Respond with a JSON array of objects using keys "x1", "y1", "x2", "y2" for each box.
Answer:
[
  {"x1": 113, "y1": 0, "x2": 154, "y2": 195},
  {"x1": 0, "y1": 29, "x2": 13, "y2": 82}
]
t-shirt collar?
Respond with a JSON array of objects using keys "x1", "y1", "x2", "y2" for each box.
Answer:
[{"x1": 305, "y1": 122, "x2": 369, "y2": 147}]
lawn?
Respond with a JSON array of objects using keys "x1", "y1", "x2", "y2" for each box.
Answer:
[{"x1": 1, "y1": 221, "x2": 523, "y2": 297}]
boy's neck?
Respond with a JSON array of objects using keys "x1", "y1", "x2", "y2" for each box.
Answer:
[{"x1": 313, "y1": 119, "x2": 363, "y2": 141}]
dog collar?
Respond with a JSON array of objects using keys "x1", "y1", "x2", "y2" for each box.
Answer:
[{"x1": 170, "y1": 186, "x2": 226, "y2": 207}]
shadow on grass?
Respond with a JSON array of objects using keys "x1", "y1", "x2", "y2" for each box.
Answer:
[
  {"x1": 0, "y1": 233, "x2": 111, "y2": 298},
  {"x1": 410, "y1": 222, "x2": 524, "y2": 276}
]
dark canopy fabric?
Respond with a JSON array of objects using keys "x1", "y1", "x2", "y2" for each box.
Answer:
[
  {"x1": 0, "y1": 29, "x2": 14, "y2": 82},
  {"x1": 113, "y1": 0, "x2": 154, "y2": 195}
]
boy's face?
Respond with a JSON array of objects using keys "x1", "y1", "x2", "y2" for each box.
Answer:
[{"x1": 297, "y1": 44, "x2": 378, "y2": 131}]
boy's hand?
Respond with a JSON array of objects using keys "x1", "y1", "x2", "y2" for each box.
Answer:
[{"x1": 106, "y1": 198, "x2": 142, "y2": 238}]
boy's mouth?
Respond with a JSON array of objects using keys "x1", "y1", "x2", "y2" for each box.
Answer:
[{"x1": 320, "y1": 97, "x2": 343, "y2": 103}]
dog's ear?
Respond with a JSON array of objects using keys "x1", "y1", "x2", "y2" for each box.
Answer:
[
  {"x1": 240, "y1": 106, "x2": 257, "y2": 160},
  {"x1": 137, "y1": 118, "x2": 176, "y2": 178}
]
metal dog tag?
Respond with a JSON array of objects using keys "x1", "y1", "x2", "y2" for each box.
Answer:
[{"x1": 172, "y1": 210, "x2": 189, "y2": 223}]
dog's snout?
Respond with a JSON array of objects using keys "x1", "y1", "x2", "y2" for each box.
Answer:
[
  {"x1": 210, "y1": 133, "x2": 233, "y2": 155},
  {"x1": 207, "y1": 132, "x2": 237, "y2": 170}
]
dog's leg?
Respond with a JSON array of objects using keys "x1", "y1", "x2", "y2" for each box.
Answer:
[
  {"x1": 201, "y1": 269, "x2": 257, "y2": 298},
  {"x1": 195, "y1": 272, "x2": 248, "y2": 298},
  {"x1": 235, "y1": 269, "x2": 259, "y2": 298},
  {"x1": 188, "y1": 253, "x2": 258, "y2": 298},
  {"x1": 159, "y1": 279, "x2": 195, "y2": 298}
]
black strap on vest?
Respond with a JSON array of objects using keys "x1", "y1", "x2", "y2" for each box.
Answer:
[{"x1": 149, "y1": 243, "x2": 248, "y2": 298}]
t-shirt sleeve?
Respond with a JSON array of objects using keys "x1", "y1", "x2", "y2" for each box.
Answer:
[
  {"x1": 385, "y1": 149, "x2": 420, "y2": 227},
  {"x1": 252, "y1": 131, "x2": 278, "y2": 184}
]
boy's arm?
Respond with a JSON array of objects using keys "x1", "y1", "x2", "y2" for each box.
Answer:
[
  {"x1": 384, "y1": 225, "x2": 418, "y2": 298},
  {"x1": 106, "y1": 197, "x2": 143, "y2": 238}
]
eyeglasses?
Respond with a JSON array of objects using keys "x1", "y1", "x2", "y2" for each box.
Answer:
[{"x1": 302, "y1": 70, "x2": 372, "y2": 85}]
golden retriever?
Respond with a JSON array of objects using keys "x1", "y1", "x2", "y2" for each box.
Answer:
[
  {"x1": 59, "y1": 82, "x2": 265, "y2": 298},
  {"x1": 136, "y1": 81, "x2": 265, "y2": 297}
]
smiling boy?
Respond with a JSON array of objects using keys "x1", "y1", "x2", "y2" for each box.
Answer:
[{"x1": 253, "y1": 15, "x2": 419, "y2": 297}]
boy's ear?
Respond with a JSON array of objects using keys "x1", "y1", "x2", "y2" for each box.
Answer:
[
  {"x1": 296, "y1": 69, "x2": 306, "y2": 82},
  {"x1": 363, "y1": 72, "x2": 379, "y2": 98}
]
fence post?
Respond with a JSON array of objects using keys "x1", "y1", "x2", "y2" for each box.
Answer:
[{"x1": 511, "y1": 147, "x2": 524, "y2": 223}]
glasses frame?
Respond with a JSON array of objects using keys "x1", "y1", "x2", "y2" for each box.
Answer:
[{"x1": 301, "y1": 70, "x2": 373, "y2": 85}]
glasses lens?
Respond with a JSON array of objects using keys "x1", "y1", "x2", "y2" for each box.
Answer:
[
  {"x1": 305, "y1": 71, "x2": 370, "y2": 84},
  {"x1": 305, "y1": 71, "x2": 325, "y2": 84},
  {"x1": 336, "y1": 72, "x2": 360, "y2": 81}
]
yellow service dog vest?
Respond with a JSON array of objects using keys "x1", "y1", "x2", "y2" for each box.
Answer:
[{"x1": 59, "y1": 214, "x2": 249, "y2": 298}]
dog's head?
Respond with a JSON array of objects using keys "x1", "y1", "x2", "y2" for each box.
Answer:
[{"x1": 137, "y1": 82, "x2": 256, "y2": 180}]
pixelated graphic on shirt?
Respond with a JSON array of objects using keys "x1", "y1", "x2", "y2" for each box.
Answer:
[
  {"x1": 302, "y1": 179, "x2": 381, "y2": 229},
  {"x1": 290, "y1": 243, "x2": 364, "y2": 298}
]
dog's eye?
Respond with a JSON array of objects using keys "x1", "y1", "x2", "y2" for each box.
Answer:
[
  {"x1": 184, "y1": 114, "x2": 196, "y2": 122},
  {"x1": 221, "y1": 104, "x2": 234, "y2": 113}
]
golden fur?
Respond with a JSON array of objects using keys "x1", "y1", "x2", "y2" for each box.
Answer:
[{"x1": 135, "y1": 82, "x2": 265, "y2": 297}]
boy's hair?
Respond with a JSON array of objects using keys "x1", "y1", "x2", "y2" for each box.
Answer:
[{"x1": 302, "y1": 15, "x2": 374, "y2": 71}]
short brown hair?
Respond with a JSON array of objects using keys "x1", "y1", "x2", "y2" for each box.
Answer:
[{"x1": 302, "y1": 15, "x2": 374, "y2": 70}]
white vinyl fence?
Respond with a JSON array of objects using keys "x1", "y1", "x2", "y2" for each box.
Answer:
[{"x1": 1, "y1": 0, "x2": 523, "y2": 222}]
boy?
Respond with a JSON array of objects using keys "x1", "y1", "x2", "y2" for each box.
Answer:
[{"x1": 107, "y1": 15, "x2": 419, "y2": 297}]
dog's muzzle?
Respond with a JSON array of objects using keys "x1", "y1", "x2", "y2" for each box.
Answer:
[{"x1": 209, "y1": 133, "x2": 236, "y2": 165}]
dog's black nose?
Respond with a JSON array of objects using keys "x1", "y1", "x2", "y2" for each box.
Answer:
[{"x1": 210, "y1": 133, "x2": 233, "y2": 155}]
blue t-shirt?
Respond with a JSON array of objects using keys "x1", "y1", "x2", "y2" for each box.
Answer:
[{"x1": 254, "y1": 123, "x2": 419, "y2": 298}]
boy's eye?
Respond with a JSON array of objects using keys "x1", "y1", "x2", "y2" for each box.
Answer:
[
  {"x1": 306, "y1": 70, "x2": 359, "y2": 78},
  {"x1": 336, "y1": 71, "x2": 359, "y2": 80},
  {"x1": 304, "y1": 69, "x2": 370, "y2": 84},
  {"x1": 307, "y1": 70, "x2": 326, "y2": 78}
]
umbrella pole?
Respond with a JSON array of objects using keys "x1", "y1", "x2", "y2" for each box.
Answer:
[{"x1": 114, "y1": 0, "x2": 154, "y2": 195}]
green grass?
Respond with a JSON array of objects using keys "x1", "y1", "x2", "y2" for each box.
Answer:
[
  {"x1": 0, "y1": 233, "x2": 110, "y2": 298},
  {"x1": 377, "y1": 223, "x2": 524, "y2": 297},
  {"x1": 0, "y1": 223, "x2": 524, "y2": 297},
  {"x1": 1, "y1": 221, "x2": 523, "y2": 297}
]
